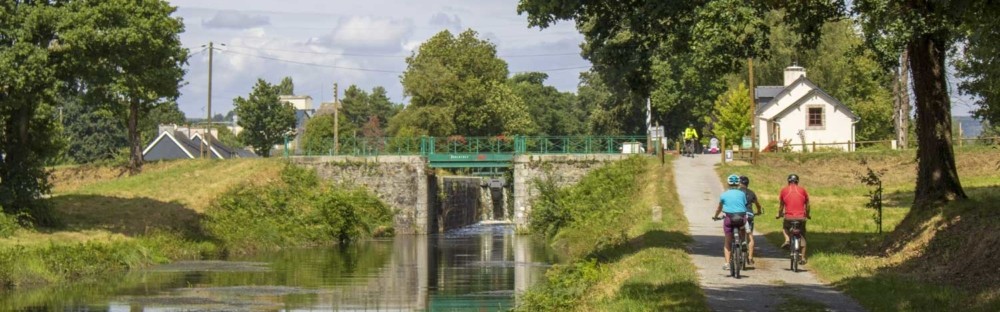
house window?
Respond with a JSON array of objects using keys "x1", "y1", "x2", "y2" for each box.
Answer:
[{"x1": 807, "y1": 106, "x2": 824, "y2": 129}]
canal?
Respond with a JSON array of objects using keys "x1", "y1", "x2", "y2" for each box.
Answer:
[{"x1": 0, "y1": 224, "x2": 558, "y2": 311}]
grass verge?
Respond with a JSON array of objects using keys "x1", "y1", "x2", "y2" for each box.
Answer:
[
  {"x1": 0, "y1": 159, "x2": 392, "y2": 290},
  {"x1": 718, "y1": 148, "x2": 1000, "y2": 311},
  {"x1": 516, "y1": 156, "x2": 708, "y2": 311}
]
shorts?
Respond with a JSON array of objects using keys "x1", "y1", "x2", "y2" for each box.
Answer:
[
  {"x1": 723, "y1": 213, "x2": 747, "y2": 238},
  {"x1": 746, "y1": 214, "x2": 755, "y2": 233},
  {"x1": 783, "y1": 218, "x2": 807, "y2": 238}
]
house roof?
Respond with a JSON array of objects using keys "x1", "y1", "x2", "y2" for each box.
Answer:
[
  {"x1": 191, "y1": 133, "x2": 258, "y2": 158},
  {"x1": 142, "y1": 131, "x2": 199, "y2": 159},
  {"x1": 771, "y1": 88, "x2": 860, "y2": 121},
  {"x1": 754, "y1": 86, "x2": 784, "y2": 106},
  {"x1": 295, "y1": 109, "x2": 314, "y2": 129},
  {"x1": 754, "y1": 75, "x2": 857, "y2": 121}
]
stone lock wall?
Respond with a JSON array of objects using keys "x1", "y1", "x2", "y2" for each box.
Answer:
[
  {"x1": 512, "y1": 154, "x2": 632, "y2": 228},
  {"x1": 290, "y1": 156, "x2": 430, "y2": 234}
]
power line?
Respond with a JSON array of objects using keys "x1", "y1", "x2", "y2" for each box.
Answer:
[
  {"x1": 222, "y1": 50, "x2": 403, "y2": 73},
  {"x1": 220, "y1": 47, "x2": 590, "y2": 74},
  {"x1": 224, "y1": 44, "x2": 580, "y2": 58}
]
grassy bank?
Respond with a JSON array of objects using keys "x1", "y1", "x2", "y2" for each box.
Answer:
[
  {"x1": 517, "y1": 156, "x2": 708, "y2": 311},
  {"x1": 718, "y1": 148, "x2": 1000, "y2": 311},
  {"x1": 0, "y1": 159, "x2": 392, "y2": 289}
]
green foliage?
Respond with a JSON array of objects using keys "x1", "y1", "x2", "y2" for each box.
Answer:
[
  {"x1": 62, "y1": 0, "x2": 188, "y2": 173},
  {"x1": 275, "y1": 76, "x2": 294, "y2": 96},
  {"x1": 341, "y1": 85, "x2": 401, "y2": 132},
  {"x1": 234, "y1": 79, "x2": 297, "y2": 157},
  {"x1": 530, "y1": 157, "x2": 646, "y2": 239},
  {"x1": 301, "y1": 113, "x2": 357, "y2": 155},
  {"x1": 0, "y1": 212, "x2": 19, "y2": 239},
  {"x1": 510, "y1": 72, "x2": 586, "y2": 135},
  {"x1": 396, "y1": 29, "x2": 535, "y2": 136},
  {"x1": 516, "y1": 259, "x2": 607, "y2": 311},
  {"x1": 708, "y1": 82, "x2": 752, "y2": 142},
  {"x1": 202, "y1": 164, "x2": 393, "y2": 254},
  {"x1": 213, "y1": 125, "x2": 243, "y2": 150},
  {"x1": 62, "y1": 97, "x2": 127, "y2": 164},
  {"x1": 955, "y1": 3, "x2": 1000, "y2": 127}
]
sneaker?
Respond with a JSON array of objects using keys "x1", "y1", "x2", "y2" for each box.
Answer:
[
  {"x1": 799, "y1": 258, "x2": 807, "y2": 265},
  {"x1": 781, "y1": 241, "x2": 790, "y2": 249},
  {"x1": 723, "y1": 263, "x2": 730, "y2": 271},
  {"x1": 748, "y1": 258, "x2": 755, "y2": 266}
]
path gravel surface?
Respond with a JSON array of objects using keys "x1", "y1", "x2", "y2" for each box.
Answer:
[{"x1": 674, "y1": 154, "x2": 865, "y2": 312}]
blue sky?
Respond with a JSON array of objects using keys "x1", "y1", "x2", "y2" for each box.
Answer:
[{"x1": 169, "y1": 0, "x2": 588, "y2": 118}]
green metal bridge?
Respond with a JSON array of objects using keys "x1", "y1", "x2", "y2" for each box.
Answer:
[{"x1": 289, "y1": 135, "x2": 654, "y2": 168}]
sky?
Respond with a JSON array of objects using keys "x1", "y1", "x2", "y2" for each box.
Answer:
[
  {"x1": 168, "y1": 0, "x2": 589, "y2": 118},
  {"x1": 167, "y1": 0, "x2": 977, "y2": 119}
]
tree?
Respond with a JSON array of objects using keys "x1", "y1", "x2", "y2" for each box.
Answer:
[
  {"x1": 521, "y1": 0, "x2": 971, "y2": 205},
  {"x1": 276, "y1": 76, "x2": 294, "y2": 96},
  {"x1": 233, "y1": 79, "x2": 296, "y2": 157},
  {"x1": 301, "y1": 113, "x2": 357, "y2": 155},
  {"x1": 62, "y1": 97, "x2": 127, "y2": 164},
  {"x1": 1, "y1": 2, "x2": 73, "y2": 216},
  {"x1": 65, "y1": 0, "x2": 188, "y2": 175},
  {"x1": 510, "y1": 72, "x2": 584, "y2": 135},
  {"x1": 708, "y1": 83, "x2": 752, "y2": 142},
  {"x1": 396, "y1": 29, "x2": 535, "y2": 136},
  {"x1": 341, "y1": 85, "x2": 401, "y2": 132}
]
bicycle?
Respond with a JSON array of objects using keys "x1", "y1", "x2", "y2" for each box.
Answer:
[
  {"x1": 786, "y1": 220, "x2": 804, "y2": 272},
  {"x1": 712, "y1": 216, "x2": 746, "y2": 278},
  {"x1": 684, "y1": 139, "x2": 696, "y2": 157}
]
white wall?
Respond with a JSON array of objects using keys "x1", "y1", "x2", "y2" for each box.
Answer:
[{"x1": 776, "y1": 95, "x2": 855, "y2": 151}]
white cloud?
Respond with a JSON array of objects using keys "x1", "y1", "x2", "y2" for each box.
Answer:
[
  {"x1": 316, "y1": 16, "x2": 414, "y2": 53},
  {"x1": 202, "y1": 10, "x2": 270, "y2": 29}
]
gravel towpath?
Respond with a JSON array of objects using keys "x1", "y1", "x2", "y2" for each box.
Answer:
[{"x1": 674, "y1": 154, "x2": 865, "y2": 312}]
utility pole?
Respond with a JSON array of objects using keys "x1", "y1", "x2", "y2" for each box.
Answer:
[
  {"x1": 205, "y1": 41, "x2": 213, "y2": 159},
  {"x1": 748, "y1": 57, "x2": 757, "y2": 164},
  {"x1": 333, "y1": 82, "x2": 339, "y2": 154}
]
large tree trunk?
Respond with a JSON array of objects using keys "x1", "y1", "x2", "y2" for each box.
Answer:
[
  {"x1": 908, "y1": 35, "x2": 967, "y2": 206},
  {"x1": 893, "y1": 50, "x2": 911, "y2": 149},
  {"x1": 127, "y1": 99, "x2": 143, "y2": 175}
]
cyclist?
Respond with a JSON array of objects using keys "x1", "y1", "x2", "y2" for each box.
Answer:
[
  {"x1": 712, "y1": 174, "x2": 748, "y2": 271},
  {"x1": 776, "y1": 173, "x2": 810, "y2": 265},
  {"x1": 683, "y1": 124, "x2": 699, "y2": 156},
  {"x1": 739, "y1": 176, "x2": 763, "y2": 265}
]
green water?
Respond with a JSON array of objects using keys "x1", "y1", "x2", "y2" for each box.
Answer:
[{"x1": 0, "y1": 224, "x2": 557, "y2": 311}]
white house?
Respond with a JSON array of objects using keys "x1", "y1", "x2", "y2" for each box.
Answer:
[{"x1": 755, "y1": 66, "x2": 860, "y2": 152}]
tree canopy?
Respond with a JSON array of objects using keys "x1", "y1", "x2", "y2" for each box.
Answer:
[
  {"x1": 519, "y1": 0, "x2": 997, "y2": 205},
  {"x1": 394, "y1": 29, "x2": 535, "y2": 136},
  {"x1": 509, "y1": 72, "x2": 586, "y2": 135},
  {"x1": 233, "y1": 79, "x2": 297, "y2": 157}
]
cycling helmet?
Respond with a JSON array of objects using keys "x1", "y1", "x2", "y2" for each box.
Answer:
[
  {"x1": 787, "y1": 173, "x2": 800, "y2": 184},
  {"x1": 739, "y1": 175, "x2": 750, "y2": 186},
  {"x1": 727, "y1": 174, "x2": 740, "y2": 186}
]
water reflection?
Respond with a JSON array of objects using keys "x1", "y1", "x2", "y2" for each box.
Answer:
[{"x1": 0, "y1": 224, "x2": 557, "y2": 311}]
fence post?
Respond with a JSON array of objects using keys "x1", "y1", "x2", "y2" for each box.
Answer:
[
  {"x1": 848, "y1": 140, "x2": 852, "y2": 152},
  {"x1": 720, "y1": 135, "x2": 726, "y2": 164},
  {"x1": 812, "y1": 141, "x2": 816, "y2": 152}
]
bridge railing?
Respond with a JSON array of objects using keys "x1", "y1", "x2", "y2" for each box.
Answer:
[{"x1": 294, "y1": 135, "x2": 651, "y2": 156}]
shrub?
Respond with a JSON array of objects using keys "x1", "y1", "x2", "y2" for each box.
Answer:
[
  {"x1": 0, "y1": 212, "x2": 19, "y2": 238},
  {"x1": 203, "y1": 164, "x2": 393, "y2": 253}
]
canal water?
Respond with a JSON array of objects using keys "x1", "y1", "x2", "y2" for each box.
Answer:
[{"x1": 0, "y1": 224, "x2": 558, "y2": 311}]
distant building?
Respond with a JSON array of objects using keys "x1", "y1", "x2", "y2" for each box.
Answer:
[
  {"x1": 755, "y1": 66, "x2": 860, "y2": 152},
  {"x1": 142, "y1": 125, "x2": 256, "y2": 161},
  {"x1": 279, "y1": 95, "x2": 316, "y2": 153}
]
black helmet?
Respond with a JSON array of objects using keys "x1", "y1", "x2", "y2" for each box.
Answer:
[
  {"x1": 787, "y1": 174, "x2": 800, "y2": 184},
  {"x1": 739, "y1": 175, "x2": 750, "y2": 186}
]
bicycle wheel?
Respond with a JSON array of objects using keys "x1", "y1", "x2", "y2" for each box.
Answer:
[
  {"x1": 791, "y1": 237, "x2": 799, "y2": 272},
  {"x1": 729, "y1": 242, "x2": 737, "y2": 277},
  {"x1": 735, "y1": 246, "x2": 742, "y2": 279}
]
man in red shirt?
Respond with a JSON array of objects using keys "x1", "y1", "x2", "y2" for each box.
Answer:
[{"x1": 777, "y1": 173, "x2": 810, "y2": 264}]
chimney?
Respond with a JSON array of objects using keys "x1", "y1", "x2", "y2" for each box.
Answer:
[{"x1": 784, "y1": 65, "x2": 806, "y2": 87}]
